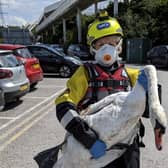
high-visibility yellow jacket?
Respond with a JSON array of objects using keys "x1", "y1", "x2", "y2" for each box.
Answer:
[
  {"x1": 55, "y1": 65, "x2": 140, "y2": 106},
  {"x1": 55, "y1": 64, "x2": 140, "y2": 150}
]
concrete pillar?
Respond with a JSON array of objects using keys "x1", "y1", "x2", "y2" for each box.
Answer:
[
  {"x1": 52, "y1": 25, "x2": 55, "y2": 35},
  {"x1": 41, "y1": 33, "x2": 44, "y2": 43},
  {"x1": 63, "y1": 18, "x2": 66, "y2": 43},
  {"x1": 114, "y1": 0, "x2": 118, "y2": 17},
  {"x1": 76, "y1": 8, "x2": 82, "y2": 43},
  {"x1": 46, "y1": 30, "x2": 48, "y2": 36},
  {"x1": 40, "y1": 32, "x2": 44, "y2": 43},
  {"x1": 94, "y1": 1, "x2": 98, "y2": 14}
]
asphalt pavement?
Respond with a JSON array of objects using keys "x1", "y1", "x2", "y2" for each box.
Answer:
[{"x1": 0, "y1": 66, "x2": 168, "y2": 168}]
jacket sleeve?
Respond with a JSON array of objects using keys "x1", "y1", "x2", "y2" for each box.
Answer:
[{"x1": 55, "y1": 65, "x2": 98, "y2": 149}]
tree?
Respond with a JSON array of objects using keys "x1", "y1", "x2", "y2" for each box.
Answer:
[{"x1": 106, "y1": 0, "x2": 168, "y2": 46}]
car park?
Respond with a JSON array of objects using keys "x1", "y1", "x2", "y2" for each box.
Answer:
[
  {"x1": 0, "y1": 50, "x2": 30, "y2": 111},
  {"x1": 67, "y1": 44, "x2": 93, "y2": 60},
  {"x1": 27, "y1": 44, "x2": 82, "y2": 78},
  {"x1": 0, "y1": 44, "x2": 43, "y2": 88},
  {"x1": 147, "y1": 45, "x2": 168, "y2": 68}
]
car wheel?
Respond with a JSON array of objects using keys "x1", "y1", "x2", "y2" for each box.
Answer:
[
  {"x1": 30, "y1": 82, "x2": 38, "y2": 89},
  {"x1": 0, "y1": 90, "x2": 5, "y2": 112},
  {"x1": 59, "y1": 65, "x2": 72, "y2": 78}
]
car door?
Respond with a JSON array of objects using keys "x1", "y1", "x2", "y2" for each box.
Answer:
[
  {"x1": 28, "y1": 46, "x2": 62, "y2": 73},
  {"x1": 151, "y1": 47, "x2": 167, "y2": 66},
  {"x1": 158, "y1": 47, "x2": 168, "y2": 66},
  {"x1": 28, "y1": 46, "x2": 53, "y2": 72},
  {"x1": 44, "y1": 48, "x2": 63, "y2": 73}
]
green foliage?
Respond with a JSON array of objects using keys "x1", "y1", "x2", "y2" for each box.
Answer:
[
  {"x1": 40, "y1": 0, "x2": 168, "y2": 46},
  {"x1": 81, "y1": 14, "x2": 95, "y2": 45},
  {"x1": 114, "y1": 0, "x2": 168, "y2": 45}
]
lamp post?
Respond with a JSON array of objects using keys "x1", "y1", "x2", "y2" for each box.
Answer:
[{"x1": 114, "y1": 0, "x2": 118, "y2": 17}]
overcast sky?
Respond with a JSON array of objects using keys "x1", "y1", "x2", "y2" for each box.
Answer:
[{"x1": 0, "y1": 0, "x2": 110, "y2": 26}]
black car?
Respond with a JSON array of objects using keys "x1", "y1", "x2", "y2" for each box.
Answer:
[
  {"x1": 67, "y1": 44, "x2": 93, "y2": 61},
  {"x1": 147, "y1": 45, "x2": 168, "y2": 67},
  {"x1": 50, "y1": 44, "x2": 64, "y2": 53},
  {"x1": 27, "y1": 45, "x2": 82, "y2": 77}
]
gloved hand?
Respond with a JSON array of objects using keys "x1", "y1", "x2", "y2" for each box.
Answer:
[
  {"x1": 89, "y1": 140, "x2": 106, "y2": 159},
  {"x1": 137, "y1": 70, "x2": 148, "y2": 91}
]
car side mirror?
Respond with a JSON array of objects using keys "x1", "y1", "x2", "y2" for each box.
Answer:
[{"x1": 19, "y1": 59, "x2": 26, "y2": 65}]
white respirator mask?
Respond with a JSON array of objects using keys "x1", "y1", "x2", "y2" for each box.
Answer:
[{"x1": 91, "y1": 40, "x2": 122, "y2": 67}]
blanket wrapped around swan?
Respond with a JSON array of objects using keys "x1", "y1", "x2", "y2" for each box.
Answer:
[{"x1": 53, "y1": 65, "x2": 167, "y2": 168}]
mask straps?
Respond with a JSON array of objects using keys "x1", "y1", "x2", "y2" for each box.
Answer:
[
  {"x1": 116, "y1": 38, "x2": 123, "y2": 61},
  {"x1": 117, "y1": 38, "x2": 123, "y2": 49},
  {"x1": 90, "y1": 45, "x2": 97, "y2": 55}
]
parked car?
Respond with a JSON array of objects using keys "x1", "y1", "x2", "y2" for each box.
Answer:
[
  {"x1": 27, "y1": 44, "x2": 82, "y2": 77},
  {"x1": 36, "y1": 43, "x2": 64, "y2": 53},
  {"x1": 0, "y1": 88, "x2": 5, "y2": 111},
  {"x1": 49, "y1": 44, "x2": 64, "y2": 52},
  {"x1": 67, "y1": 44, "x2": 93, "y2": 60},
  {"x1": 147, "y1": 45, "x2": 168, "y2": 67},
  {"x1": 0, "y1": 44, "x2": 43, "y2": 88},
  {"x1": 0, "y1": 50, "x2": 30, "y2": 111}
]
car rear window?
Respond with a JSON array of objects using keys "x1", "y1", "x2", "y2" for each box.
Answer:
[
  {"x1": 159, "y1": 47, "x2": 168, "y2": 55},
  {"x1": 14, "y1": 48, "x2": 33, "y2": 58},
  {"x1": 0, "y1": 54, "x2": 20, "y2": 67}
]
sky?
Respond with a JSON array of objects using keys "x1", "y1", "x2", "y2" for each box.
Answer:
[{"x1": 0, "y1": 0, "x2": 110, "y2": 26}]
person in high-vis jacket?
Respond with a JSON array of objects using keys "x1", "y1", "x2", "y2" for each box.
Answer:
[{"x1": 55, "y1": 10, "x2": 166, "y2": 168}]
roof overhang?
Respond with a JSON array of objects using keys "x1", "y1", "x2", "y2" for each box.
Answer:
[{"x1": 36, "y1": 0, "x2": 106, "y2": 33}]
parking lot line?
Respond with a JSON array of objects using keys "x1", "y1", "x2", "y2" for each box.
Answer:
[
  {"x1": 24, "y1": 96, "x2": 48, "y2": 99},
  {"x1": 0, "y1": 105, "x2": 55, "y2": 152},
  {"x1": 0, "y1": 99, "x2": 54, "y2": 141},
  {"x1": 0, "y1": 116, "x2": 16, "y2": 120},
  {"x1": 0, "y1": 88, "x2": 65, "y2": 131},
  {"x1": 39, "y1": 85, "x2": 63, "y2": 88}
]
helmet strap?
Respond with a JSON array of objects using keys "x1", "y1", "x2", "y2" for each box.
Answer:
[{"x1": 90, "y1": 45, "x2": 97, "y2": 56}]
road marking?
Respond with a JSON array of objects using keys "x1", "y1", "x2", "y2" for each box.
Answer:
[
  {"x1": 24, "y1": 96, "x2": 48, "y2": 99},
  {"x1": 0, "y1": 100, "x2": 54, "y2": 141},
  {"x1": 0, "y1": 105, "x2": 55, "y2": 152},
  {"x1": 0, "y1": 116, "x2": 16, "y2": 120},
  {"x1": 39, "y1": 85, "x2": 63, "y2": 88},
  {"x1": 0, "y1": 88, "x2": 65, "y2": 131}
]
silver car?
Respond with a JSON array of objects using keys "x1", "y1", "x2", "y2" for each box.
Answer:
[{"x1": 0, "y1": 50, "x2": 30, "y2": 111}]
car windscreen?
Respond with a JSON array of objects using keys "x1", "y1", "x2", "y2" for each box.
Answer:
[
  {"x1": 150, "y1": 47, "x2": 167, "y2": 57},
  {"x1": 14, "y1": 47, "x2": 33, "y2": 58},
  {"x1": 43, "y1": 45, "x2": 65, "y2": 57},
  {"x1": 159, "y1": 47, "x2": 168, "y2": 55},
  {"x1": 55, "y1": 49, "x2": 66, "y2": 56},
  {"x1": 0, "y1": 54, "x2": 20, "y2": 67}
]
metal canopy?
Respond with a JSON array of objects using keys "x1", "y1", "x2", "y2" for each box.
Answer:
[{"x1": 36, "y1": 0, "x2": 106, "y2": 33}]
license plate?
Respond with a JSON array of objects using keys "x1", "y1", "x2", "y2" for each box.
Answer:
[
  {"x1": 33, "y1": 63, "x2": 40, "y2": 69},
  {"x1": 20, "y1": 84, "x2": 28, "y2": 91}
]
